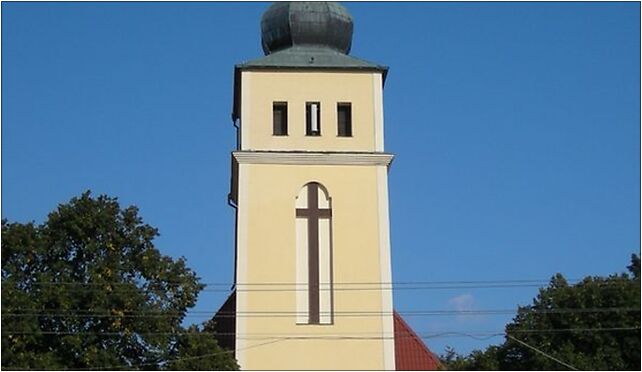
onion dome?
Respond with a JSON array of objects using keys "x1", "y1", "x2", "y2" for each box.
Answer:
[{"x1": 260, "y1": 2, "x2": 354, "y2": 55}]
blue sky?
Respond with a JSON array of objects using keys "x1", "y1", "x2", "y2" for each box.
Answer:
[{"x1": 2, "y1": 2, "x2": 639, "y2": 355}]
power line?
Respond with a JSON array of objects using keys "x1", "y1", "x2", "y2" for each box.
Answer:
[
  {"x1": 2, "y1": 307, "x2": 639, "y2": 319},
  {"x1": 6, "y1": 329, "x2": 627, "y2": 372},
  {"x1": 3, "y1": 329, "x2": 638, "y2": 371},
  {"x1": 2, "y1": 326, "x2": 639, "y2": 337},
  {"x1": 1, "y1": 338, "x2": 284, "y2": 371},
  {"x1": 0, "y1": 333, "x2": 486, "y2": 371},
  {"x1": 92, "y1": 338, "x2": 284, "y2": 371},
  {"x1": 1, "y1": 282, "x2": 635, "y2": 294},
  {"x1": 9, "y1": 278, "x2": 639, "y2": 284},
  {"x1": 506, "y1": 334, "x2": 578, "y2": 370},
  {"x1": 2, "y1": 278, "x2": 635, "y2": 288}
]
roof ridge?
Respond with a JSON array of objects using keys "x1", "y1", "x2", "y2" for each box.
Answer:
[{"x1": 393, "y1": 310, "x2": 442, "y2": 370}]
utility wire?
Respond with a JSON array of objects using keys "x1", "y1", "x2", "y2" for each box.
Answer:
[
  {"x1": 3, "y1": 330, "x2": 637, "y2": 371},
  {"x1": 2, "y1": 279, "x2": 635, "y2": 288},
  {"x1": 92, "y1": 338, "x2": 284, "y2": 371},
  {"x1": 2, "y1": 326, "x2": 639, "y2": 337},
  {"x1": 2, "y1": 307, "x2": 639, "y2": 319},
  {"x1": 3, "y1": 278, "x2": 635, "y2": 285},
  {"x1": 0, "y1": 333, "x2": 486, "y2": 371},
  {"x1": 1, "y1": 338, "x2": 284, "y2": 371},
  {"x1": 506, "y1": 334, "x2": 578, "y2": 370},
  {"x1": 1, "y1": 282, "x2": 635, "y2": 294}
]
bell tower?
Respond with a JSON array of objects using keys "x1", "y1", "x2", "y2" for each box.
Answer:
[{"x1": 227, "y1": 2, "x2": 395, "y2": 369}]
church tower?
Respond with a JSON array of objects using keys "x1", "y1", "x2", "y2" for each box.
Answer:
[{"x1": 226, "y1": 2, "x2": 395, "y2": 369}]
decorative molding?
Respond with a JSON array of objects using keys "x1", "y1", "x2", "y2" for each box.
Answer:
[
  {"x1": 232, "y1": 151, "x2": 394, "y2": 166},
  {"x1": 377, "y1": 166, "x2": 396, "y2": 370},
  {"x1": 235, "y1": 164, "x2": 249, "y2": 368}
]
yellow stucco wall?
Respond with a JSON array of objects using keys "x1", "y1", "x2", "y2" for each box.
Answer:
[
  {"x1": 236, "y1": 163, "x2": 389, "y2": 370},
  {"x1": 240, "y1": 71, "x2": 382, "y2": 152},
  {"x1": 233, "y1": 68, "x2": 393, "y2": 370}
]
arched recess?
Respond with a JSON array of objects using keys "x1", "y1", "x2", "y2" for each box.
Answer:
[{"x1": 295, "y1": 182, "x2": 333, "y2": 325}]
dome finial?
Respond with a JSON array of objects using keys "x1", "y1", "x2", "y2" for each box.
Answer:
[{"x1": 260, "y1": 2, "x2": 354, "y2": 55}]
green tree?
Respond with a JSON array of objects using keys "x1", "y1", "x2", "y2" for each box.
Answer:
[
  {"x1": 164, "y1": 325, "x2": 238, "y2": 370},
  {"x1": 441, "y1": 346, "x2": 501, "y2": 371},
  {"x1": 2, "y1": 192, "x2": 238, "y2": 370},
  {"x1": 442, "y1": 255, "x2": 641, "y2": 370}
]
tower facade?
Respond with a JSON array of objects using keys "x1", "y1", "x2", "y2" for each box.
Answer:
[{"x1": 227, "y1": 3, "x2": 395, "y2": 369}]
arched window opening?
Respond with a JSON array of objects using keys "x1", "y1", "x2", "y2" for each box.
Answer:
[{"x1": 295, "y1": 182, "x2": 333, "y2": 324}]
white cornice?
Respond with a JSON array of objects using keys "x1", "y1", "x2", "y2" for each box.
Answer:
[{"x1": 232, "y1": 151, "x2": 394, "y2": 166}]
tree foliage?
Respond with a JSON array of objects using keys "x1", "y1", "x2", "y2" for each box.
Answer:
[
  {"x1": 1, "y1": 192, "x2": 238, "y2": 370},
  {"x1": 442, "y1": 255, "x2": 641, "y2": 370}
]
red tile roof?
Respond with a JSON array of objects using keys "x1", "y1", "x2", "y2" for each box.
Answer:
[{"x1": 394, "y1": 311, "x2": 442, "y2": 370}]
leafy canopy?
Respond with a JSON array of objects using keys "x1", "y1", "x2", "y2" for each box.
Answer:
[
  {"x1": 2, "y1": 192, "x2": 238, "y2": 370},
  {"x1": 442, "y1": 255, "x2": 641, "y2": 370}
]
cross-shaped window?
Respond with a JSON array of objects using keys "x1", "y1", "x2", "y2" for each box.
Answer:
[{"x1": 295, "y1": 182, "x2": 333, "y2": 324}]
